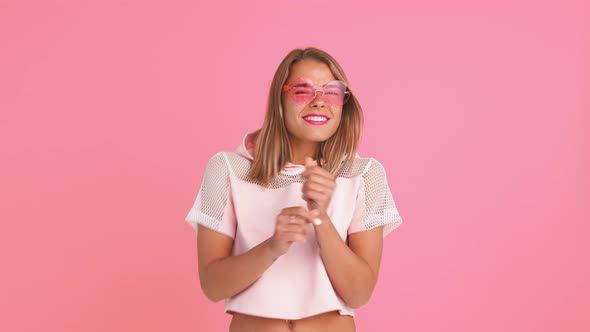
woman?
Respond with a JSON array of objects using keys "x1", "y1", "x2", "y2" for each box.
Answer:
[{"x1": 185, "y1": 47, "x2": 403, "y2": 331}]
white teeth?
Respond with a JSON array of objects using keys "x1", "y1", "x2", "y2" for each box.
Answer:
[{"x1": 303, "y1": 116, "x2": 328, "y2": 121}]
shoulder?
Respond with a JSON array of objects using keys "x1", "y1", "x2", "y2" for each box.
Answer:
[
  {"x1": 338, "y1": 156, "x2": 386, "y2": 179},
  {"x1": 204, "y1": 151, "x2": 230, "y2": 169},
  {"x1": 203, "y1": 151, "x2": 254, "y2": 181},
  {"x1": 201, "y1": 152, "x2": 232, "y2": 180},
  {"x1": 363, "y1": 157, "x2": 387, "y2": 178},
  {"x1": 205, "y1": 151, "x2": 251, "y2": 166}
]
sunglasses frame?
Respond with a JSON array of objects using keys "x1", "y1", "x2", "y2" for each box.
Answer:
[{"x1": 282, "y1": 78, "x2": 351, "y2": 106}]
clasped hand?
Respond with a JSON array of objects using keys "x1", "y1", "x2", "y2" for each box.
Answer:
[{"x1": 267, "y1": 157, "x2": 337, "y2": 258}]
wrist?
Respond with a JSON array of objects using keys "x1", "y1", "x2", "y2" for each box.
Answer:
[
  {"x1": 262, "y1": 238, "x2": 282, "y2": 261},
  {"x1": 314, "y1": 210, "x2": 331, "y2": 225}
]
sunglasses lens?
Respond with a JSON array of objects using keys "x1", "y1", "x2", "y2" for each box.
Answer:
[
  {"x1": 289, "y1": 85, "x2": 315, "y2": 104},
  {"x1": 322, "y1": 81, "x2": 348, "y2": 106}
]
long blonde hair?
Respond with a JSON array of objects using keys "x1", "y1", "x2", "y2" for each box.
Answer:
[{"x1": 248, "y1": 47, "x2": 364, "y2": 187}]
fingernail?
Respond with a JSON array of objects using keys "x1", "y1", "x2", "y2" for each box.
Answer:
[{"x1": 313, "y1": 218, "x2": 322, "y2": 226}]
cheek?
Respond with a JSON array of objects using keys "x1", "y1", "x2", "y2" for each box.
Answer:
[
  {"x1": 329, "y1": 110, "x2": 343, "y2": 126},
  {"x1": 283, "y1": 99, "x2": 305, "y2": 118},
  {"x1": 283, "y1": 101, "x2": 304, "y2": 122},
  {"x1": 283, "y1": 97, "x2": 303, "y2": 110}
]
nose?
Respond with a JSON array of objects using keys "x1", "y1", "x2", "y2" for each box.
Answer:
[{"x1": 310, "y1": 91, "x2": 325, "y2": 108}]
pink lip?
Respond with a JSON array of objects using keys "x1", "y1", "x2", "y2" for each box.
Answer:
[{"x1": 302, "y1": 113, "x2": 330, "y2": 126}]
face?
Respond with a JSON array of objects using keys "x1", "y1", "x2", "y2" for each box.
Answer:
[{"x1": 282, "y1": 59, "x2": 345, "y2": 146}]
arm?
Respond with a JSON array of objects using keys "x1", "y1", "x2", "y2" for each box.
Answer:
[
  {"x1": 300, "y1": 157, "x2": 387, "y2": 308},
  {"x1": 188, "y1": 153, "x2": 280, "y2": 302},
  {"x1": 314, "y1": 216, "x2": 384, "y2": 308},
  {"x1": 197, "y1": 225, "x2": 278, "y2": 302},
  {"x1": 196, "y1": 209, "x2": 310, "y2": 302}
]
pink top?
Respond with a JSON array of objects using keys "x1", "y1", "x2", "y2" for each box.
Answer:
[{"x1": 184, "y1": 129, "x2": 403, "y2": 320}]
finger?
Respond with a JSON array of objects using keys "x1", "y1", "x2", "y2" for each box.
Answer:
[
  {"x1": 302, "y1": 178, "x2": 335, "y2": 199},
  {"x1": 282, "y1": 223, "x2": 309, "y2": 236},
  {"x1": 304, "y1": 157, "x2": 317, "y2": 167},
  {"x1": 302, "y1": 197, "x2": 321, "y2": 214},
  {"x1": 302, "y1": 168, "x2": 336, "y2": 184},
  {"x1": 277, "y1": 214, "x2": 306, "y2": 225},
  {"x1": 280, "y1": 226, "x2": 308, "y2": 237},
  {"x1": 287, "y1": 215, "x2": 307, "y2": 225},
  {"x1": 281, "y1": 206, "x2": 307, "y2": 215},
  {"x1": 316, "y1": 176, "x2": 337, "y2": 190},
  {"x1": 300, "y1": 225, "x2": 309, "y2": 236},
  {"x1": 279, "y1": 223, "x2": 308, "y2": 234},
  {"x1": 302, "y1": 165, "x2": 322, "y2": 177},
  {"x1": 302, "y1": 189, "x2": 329, "y2": 203},
  {"x1": 307, "y1": 172, "x2": 336, "y2": 186},
  {"x1": 281, "y1": 206, "x2": 315, "y2": 222},
  {"x1": 282, "y1": 232, "x2": 306, "y2": 243},
  {"x1": 277, "y1": 215, "x2": 313, "y2": 227},
  {"x1": 303, "y1": 181, "x2": 334, "y2": 195},
  {"x1": 305, "y1": 198, "x2": 319, "y2": 210}
]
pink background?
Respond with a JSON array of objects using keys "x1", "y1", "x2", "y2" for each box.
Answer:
[{"x1": 1, "y1": 0, "x2": 588, "y2": 331}]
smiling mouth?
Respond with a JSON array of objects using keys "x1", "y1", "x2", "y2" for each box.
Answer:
[{"x1": 302, "y1": 114, "x2": 330, "y2": 125}]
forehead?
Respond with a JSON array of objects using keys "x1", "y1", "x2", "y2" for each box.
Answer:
[{"x1": 286, "y1": 59, "x2": 336, "y2": 86}]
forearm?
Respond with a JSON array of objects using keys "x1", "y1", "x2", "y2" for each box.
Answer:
[
  {"x1": 200, "y1": 238, "x2": 277, "y2": 302},
  {"x1": 314, "y1": 217, "x2": 376, "y2": 308}
]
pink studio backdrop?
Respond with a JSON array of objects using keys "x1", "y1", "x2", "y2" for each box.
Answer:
[{"x1": 1, "y1": 0, "x2": 588, "y2": 331}]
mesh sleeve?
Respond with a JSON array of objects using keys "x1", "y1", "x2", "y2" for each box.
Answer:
[
  {"x1": 347, "y1": 158, "x2": 403, "y2": 238},
  {"x1": 184, "y1": 152, "x2": 237, "y2": 239}
]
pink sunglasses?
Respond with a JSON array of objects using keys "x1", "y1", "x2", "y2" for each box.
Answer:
[{"x1": 282, "y1": 78, "x2": 351, "y2": 106}]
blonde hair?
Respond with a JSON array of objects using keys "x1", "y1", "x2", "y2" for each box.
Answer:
[{"x1": 248, "y1": 47, "x2": 364, "y2": 187}]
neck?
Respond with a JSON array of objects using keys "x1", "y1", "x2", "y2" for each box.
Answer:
[{"x1": 289, "y1": 139, "x2": 319, "y2": 165}]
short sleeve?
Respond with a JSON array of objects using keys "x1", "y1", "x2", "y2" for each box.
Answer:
[
  {"x1": 184, "y1": 152, "x2": 237, "y2": 239},
  {"x1": 347, "y1": 158, "x2": 403, "y2": 238}
]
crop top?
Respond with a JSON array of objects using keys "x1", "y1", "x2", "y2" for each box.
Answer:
[{"x1": 184, "y1": 129, "x2": 403, "y2": 320}]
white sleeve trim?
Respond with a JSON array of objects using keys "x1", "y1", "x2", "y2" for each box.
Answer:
[
  {"x1": 185, "y1": 208, "x2": 221, "y2": 230},
  {"x1": 366, "y1": 207, "x2": 403, "y2": 237}
]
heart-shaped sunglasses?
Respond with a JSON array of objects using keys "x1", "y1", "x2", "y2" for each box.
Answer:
[{"x1": 282, "y1": 78, "x2": 351, "y2": 106}]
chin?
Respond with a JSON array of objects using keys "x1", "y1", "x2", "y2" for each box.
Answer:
[
  {"x1": 303, "y1": 130, "x2": 337, "y2": 143},
  {"x1": 287, "y1": 121, "x2": 339, "y2": 143}
]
